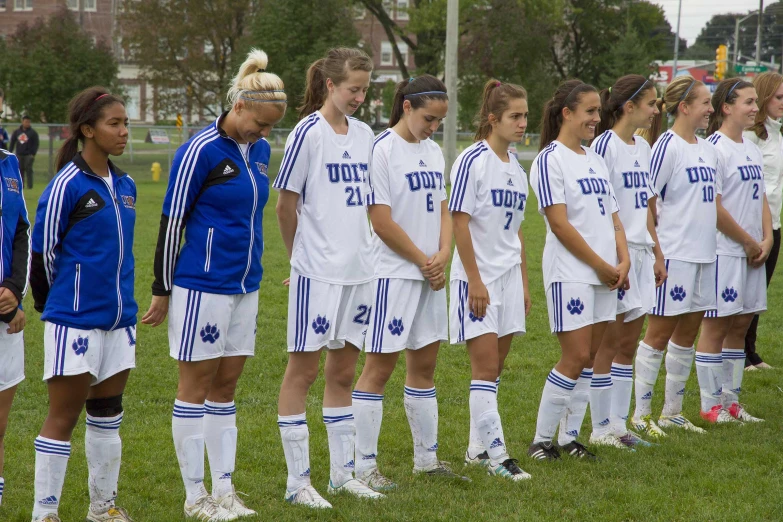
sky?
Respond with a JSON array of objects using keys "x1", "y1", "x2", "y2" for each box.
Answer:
[{"x1": 648, "y1": 0, "x2": 779, "y2": 45}]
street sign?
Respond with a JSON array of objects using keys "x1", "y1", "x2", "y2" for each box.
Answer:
[
  {"x1": 145, "y1": 129, "x2": 170, "y2": 144},
  {"x1": 735, "y1": 64, "x2": 769, "y2": 73}
]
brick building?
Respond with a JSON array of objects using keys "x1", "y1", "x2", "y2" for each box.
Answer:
[{"x1": 354, "y1": 0, "x2": 416, "y2": 84}]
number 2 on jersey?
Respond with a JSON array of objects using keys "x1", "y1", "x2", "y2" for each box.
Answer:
[
  {"x1": 353, "y1": 305, "x2": 371, "y2": 325},
  {"x1": 753, "y1": 183, "x2": 760, "y2": 200},
  {"x1": 345, "y1": 186, "x2": 364, "y2": 207}
]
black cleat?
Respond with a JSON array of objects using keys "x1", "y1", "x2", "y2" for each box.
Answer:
[
  {"x1": 527, "y1": 441, "x2": 561, "y2": 461},
  {"x1": 559, "y1": 440, "x2": 598, "y2": 460}
]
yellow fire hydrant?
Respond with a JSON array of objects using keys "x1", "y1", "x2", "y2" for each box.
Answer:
[{"x1": 151, "y1": 162, "x2": 161, "y2": 182}]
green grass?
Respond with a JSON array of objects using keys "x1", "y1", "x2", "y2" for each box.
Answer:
[{"x1": 2, "y1": 151, "x2": 782, "y2": 521}]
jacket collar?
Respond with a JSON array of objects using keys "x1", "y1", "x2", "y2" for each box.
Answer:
[
  {"x1": 215, "y1": 111, "x2": 230, "y2": 138},
  {"x1": 72, "y1": 152, "x2": 127, "y2": 178},
  {"x1": 0, "y1": 149, "x2": 8, "y2": 161},
  {"x1": 766, "y1": 116, "x2": 782, "y2": 132}
]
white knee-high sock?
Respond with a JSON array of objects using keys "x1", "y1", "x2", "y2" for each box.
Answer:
[
  {"x1": 469, "y1": 380, "x2": 508, "y2": 466},
  {"x1": 404, "y1": 386, "x2": 438, "y2": 470},
  {"x1": 610, "y1": 363, "x2": 633, "y2": 433},
  {"x1": 172, "y1": 400, "x2": 208, "y2": 505},
  {"x1": 352, "y1": 390, "x2": 383, "y2": 479},
  {"x1": 203, "y1": 400, "x2": 237, "y2": 499},
  {"x1": 721, "y1": 348, "x2": 745, "y2": 406},
  {"x1": 663, "y1": 342, "x2": 694, "y2": 417},
  {"x1": 0, "y1": 476, "x2": 4, "y2": 506},
  {"x1": 590, "y1": 373, "x2": 613, "y2": 436},
  {"x1": 323, "y1": 406, "x2": 355, "y2": 487},
  {"x1": 32, "y1": 436, "x2": 71, "y2": 518},
  {"x1": 535, "y1": 369, "x2": 576, "y2": 444},
  {"x1": 633, "y1": 341, "x2": 664, "y2": 418},
  {"x1": 558, "y1": 369, "x2": 591, "y2": 445},
  {"x1": 278, "y1": 413, "x2": 310, "y2": 493},
  {"x1": 467, "y1": 377, "x2": 499, "y2": 456},
  {"x1": 695, "y1": 353, "x2": 724, "y2": 411},
  {"x1": 85, "y1": 412, "x2": 123, "y2": 513}
]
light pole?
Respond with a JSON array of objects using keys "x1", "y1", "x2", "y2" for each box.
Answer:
[
  {"x1": 756, "y1": 0, "x2": 764, "y2": 63},
  {"x1": 672, "y1": 0, "x2": 682, "y2": 78},
  {"x1": 734, "y1": 10, "x2": 759, "y2": 67},
  {"x1": 443, "y1": 0, "x2": 458, "y2": 174}
]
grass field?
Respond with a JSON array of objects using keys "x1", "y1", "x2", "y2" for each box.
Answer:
[{"x1": 2, "y1": 149, "x2": 782, "y2": 522}]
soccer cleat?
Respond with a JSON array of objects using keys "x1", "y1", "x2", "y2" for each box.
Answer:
[
  {"x1": 86, "y1": 506, "x2": 136, "y2": 521},
  {"x1": 527, "y1": 441, "x2": 561, "y2": 461},
  {"x1": 464, "y1": 449, "x2": 490, "y2": 466},
  {"x1": 414, "y1": 461, "x2": 471, "y2": 482},
  {"x1": 700, "y1": 405, "x2": 741, "y2": 425},
  {"x1": 327, "y1": 478, "x2": 385, "y2": 499},
  {"x1": 631, "y1": 415, "x2": 667, "y2": 438},
  {"x1": 184, "y1": 494, "x2": 239, "y2": 521},
  {"x1": 284, "y1": 485, "x2": 332, "y2": 509},
  {"x1": 215, "y1": 489, "x2": 257, "y2": 518},
  {"x1": 727, "y1": 403, "x2": 764, "y2": 423},
  {"x1": 658, "y1": 414, "x2": 706, "y2": 434},
  {"x1": 359, "y1": 468, "x2": 398, "y2": 491},
  {"x1": 621, "y1": 430, "x2": 655, "y2": 448},
  {"x1": 559, "y1": 441, "x2": 598, "y2": 460},
  {"x1": 32, "y1": 516, "x2": 62, "y2": 522},
  {"x1": 487, "y1": 458, "x2": 532, "y2": 481},
  {"x1": 589, "y1": 433, "x2": 634, "y2": 451}
]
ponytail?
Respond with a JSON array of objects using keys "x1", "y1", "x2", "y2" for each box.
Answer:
[
  {"x1": 299, "y1": 58, "x2": 328, "y2": 120},
  {"x1": 474, "y1": 79, "x2": 527, "y2": 142},
  {"x1": 226, "y1": 48, "x2": 286, "y2": 108},
  {"x1": 388, "y1": 75, "x2": 447, "y2": 128},
  {"x1": 298, "y1": 47, "x2": 373, "y2": 120},
  {"x1": 539, "y1": 79, "x2": 597, "y2": 151},
  {"x1": 55, "y1": 136, "x2": 80, "y2": 173}
]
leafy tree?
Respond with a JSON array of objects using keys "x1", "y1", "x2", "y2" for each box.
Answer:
[
  {"x1": 0, "y1": 7, "x2": 119, "y2": 122},
  {"x1": 598, "y1": 29, "x2": 658, "y2": 88},
  {"x1": 355, "y1": 0, "x2": 417, "y2": 78}
]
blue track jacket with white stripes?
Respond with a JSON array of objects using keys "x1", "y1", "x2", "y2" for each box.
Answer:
[
  {"x1": 151, "y1": 113, "x2": 271, "y2": 296},
  {"x1": 30, "y1": 153, "x2": 137, "y2": 331},
  {"x1": 0, "y1": 149, "x2": 30, "y2": 322}
]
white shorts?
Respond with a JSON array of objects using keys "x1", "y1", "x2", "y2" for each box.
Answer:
[
  {"x1": 650, "y1": 259, "x2": 716, "y2": 316},
  {"x1": 0, "y1": 328, "x2": 24, "y2": 392},
  {"x1": 617, "y1": 246, "x2": 656, "y2": 322},
  {"x1": 364, "y1": 278, "x2": 447, "y2": 353},
  {"x1": 287, "y1": 270, "x2": 373, "y2": 352},
  {"x1": 547, "y1": 282, "x2": 617, "y2": 333},
  {"x1": 705, "y1": 255, "x2": 767, "y2": 318},
  {"x1": 169, "y1": 285, "x2": 259, "y2": 362},
  {"x1": 449, "y1": 265, "x2": 526, "y2": 344},
  {"x1": 43, "y1": 322, "x2": 136, "y2": 384}
]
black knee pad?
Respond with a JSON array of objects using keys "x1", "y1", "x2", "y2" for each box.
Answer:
[{"x1": 86, "y1": 394, "x2": 123, "y2": 417}]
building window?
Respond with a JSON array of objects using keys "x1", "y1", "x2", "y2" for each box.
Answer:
[
  {"x1": 381, "y1": 41, "x2": 393, "y2": 66},
  {"x1": 66, "y1": 0, "x2": 78, "y2": 10},
  {"x1": 397, "y1": 43, "x2": 408, "y2": 67},
  {"x1": 0, "y1": 0, "x2": 7, "y2": 9},
  {"x1": 382, "y1": 0, "x2": 392, "y2": 16},
  {"x1": 14, "y1": 0, "x2": 33, "y2": 11},
  {"x1": 397, "y1": 0, "x2": 409, "y2": 20},
  {"x1": 84, "y1": 0, "x2": 96, "y2": 11}
]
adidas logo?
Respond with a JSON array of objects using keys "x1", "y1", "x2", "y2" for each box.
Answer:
[
  {"x1": 342, "y1": 151, "x2": 351, "y2": 159},
  {"x1": 698, "y1": 157, "x2": 705, "y2": 163},
  {"x1": 427, "y1": 443, "x2": 439, "y2": 452},
  {"x1": 712, "y1": 388, "x2": 723, "y2": 397},
  {"x1": 300, "y1": 467, "x2": 311, "y2": 477},
  {"x1": 598, "y1": 418, "x2": 611, "y2": 426},
  {"x1": 85, "y1": 198, "x2": 98, "y2": 208},
  {"x1": 39, "y1": 496, "x2": 58, "y2": 506},
  {"x1": 677, "y1": 388, "x2": 685, "y2": 396},
  {"x1": 362, "y1": 453, "x2": 377, "y2": 460},
  {"x1": 566, "y1": 430, "x2": 578, "y2": 437},
  {"x1": 746, "y1": 156, "x2": 753, "y2": 162},
  {"x1": 489, "y1": 437, "x2": 504, "y2": 449},
  {"x1": 419, "y1": 159, "x2": 427, "y2": 167},
  {"x1": 222, "y1": 165, "x2": 235, "y2": 175},
  {"x1": 507, "y1": 179, "x2": 514, "y2": 186},
  {"x1": 589, "y1": 168, "x2": 596, "y2": 174},
  {"x1": 641, "y1": 391, "x2": 653, "y2": 400},
  {"x1": 634, "y1": 160, "x2": 640, "y2": 167},
  {"x1": 219, "y1": 472, "x2": 232, "y2": 480},
  {"x1": 344, "y1": 459, "x2": 355, "y2": 469}
]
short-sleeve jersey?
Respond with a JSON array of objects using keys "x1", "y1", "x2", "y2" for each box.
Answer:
[
  {"x1": 591, "y1": 131, "x2": 654, "y2": 247},
  {"x1": 708, "y1": 131, "x2": 765, "y2": 257},
  {"x1": 273, "y1": 112, "x2": 374, "y2": 284},
  {"x1": 530, "y1": 141, "x2": 619, "y2": 288},
  {"x1": 448, "y1": 141, "x2": 528, "y2": 284},
  {"x1": 650, "y1": 130, "x2": 718, "y2": 263},
  {"x1": 368, "y1": 129, "x2": 446, "y2": 280}
]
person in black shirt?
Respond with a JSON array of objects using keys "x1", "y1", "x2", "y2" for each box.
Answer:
[{"x1": 9, "y1": 115, "x2": 39, "y2": 189}]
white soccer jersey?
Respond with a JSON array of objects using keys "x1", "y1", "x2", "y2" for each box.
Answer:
[
  {"x1": 448, "y1": 141, "x2": 528, "y2": 284},
  {"x1": 530, "y1": 141, "x2": 619, "y2": 288},
  {"x1": 708, "y1": 131, "x2": 765, "y2": 257},
  {"x1": 273, "y1": 112, "x2": 375, "y2": 284},
  {"x1": 591, "y1": 131, "x2": 654, "y2": 247},
  {"x1": 650, "y1": 130, "x2": 718, "y2": 263},
  {"x1": 368, "y1": 129, "x2": 446, "y2": 280}
]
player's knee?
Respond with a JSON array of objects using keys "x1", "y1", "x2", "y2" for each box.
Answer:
[
  {"x1": 326, "y1": 364, "x2": 355, "y2": 391},
  {"x1": 86, "y1": 394, "x2": 123, "y2": 418}
]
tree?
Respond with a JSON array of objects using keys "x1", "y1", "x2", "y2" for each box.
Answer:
[
  {"x1": 355, "y1": 0, "x2": 417, "y2": 78},
  {"x1": 120, "y1": 0, "x2": 261, "y2": 121},
  {"x1": 0, "y1": 7, "x2": 119, "y2": 123},
  {"x1": 254, "y1": 0, "x2": 361, "y2": 127}
]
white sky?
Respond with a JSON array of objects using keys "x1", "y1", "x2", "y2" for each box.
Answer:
[{"x1": 648, "y1": 0, "x2": 780, "y2": 45}]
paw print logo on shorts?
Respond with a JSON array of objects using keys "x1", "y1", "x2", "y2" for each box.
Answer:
[
  {"x1": 312, "y1": 315, "x2": 330, "y2": 335},
  {"x1": 468, "y1": 311, "x2": 484, "y2": 322},
  {"x1": 567, "y1": 298, "x2": 584, "y2": 315},
  {"x1": 721, "y1": 287, "x2": 738, "y2": 303},
  {"x1": 670, "y1": 285, "x2": 687, "y2": 302},
  {"x1": 71, "y1": 335, "x2": 89, "y2": 356},
  {"x1": 388, "y1": 317, "x2": 404, "y2": 336},
  {"x1": 200, "y1": 323, "x2": 220, "y2": 344},
  {"x1": 617, "y1": 288, "x2": 626, "y2": 301}
]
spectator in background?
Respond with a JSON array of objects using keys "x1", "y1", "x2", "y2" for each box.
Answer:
[
  {"x1": 9, "y1": 115, "x2": 39, "y2": 189},
  {"x1": 0, "y1": 89, "x2": 8, "y2": 150}
]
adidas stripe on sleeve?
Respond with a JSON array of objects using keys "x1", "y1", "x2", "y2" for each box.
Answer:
[{"x1": 273, "y1": 113, "x2": 319, "y2": 194}]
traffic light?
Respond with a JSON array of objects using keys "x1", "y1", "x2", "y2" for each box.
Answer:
[
  {"x1": 715, "y1": 44, "x2": 728, "y2": 80},
  {"x1": 176, "y1": 113, "x2": 183, "y2": 130}
]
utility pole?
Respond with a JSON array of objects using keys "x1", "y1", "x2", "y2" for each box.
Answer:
[
  {"x1": 734, "y1": 11, "x2": 759, "y2": 68},
  {"x1": 444, "y1": 0, "x2": 458, "y2": 174},
  {"x1": 756, "y1": 0, "x2": 764, "y2": 63},
  {"x1": 672, "y1": 0, "x2": 682, "y2": 77}
]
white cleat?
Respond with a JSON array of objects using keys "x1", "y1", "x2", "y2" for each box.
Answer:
[
  {"x1": 215, "y1": 488, "x2": 256, "y2": 518},
  {"x1": 631, "y1": 415, "x2": 668, "y2": 438},
  {"x1": 658, "y1": 414, "x2": 706, "y2": 434},
  {"x1": 589, "y1": 432, "x2": 634, "y2": 450},
  {"x1": 32, "y1": 515, "x2": 62, "y2": 522},
  {"x1": 728, "y1": 403, "x2": 764, "y2": 423},
  {"x1": 327, "y1": 478, "x2": 385, "y2": 499},
  {"x1": 86, "y1": 506, "x2": 135, "y2": 521},
  {"x1": 184, "y1": 494, "x2": 238, "y2": 521},
  {"x1": 285, "y1": 485, "x2": 332, "y2": 509},
  {"x1": 358, "y1": 468, "x2": 398, "y2": 491},
  {"x1": 464, "y1": 449, "x2": 489, "y2": 466}
]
